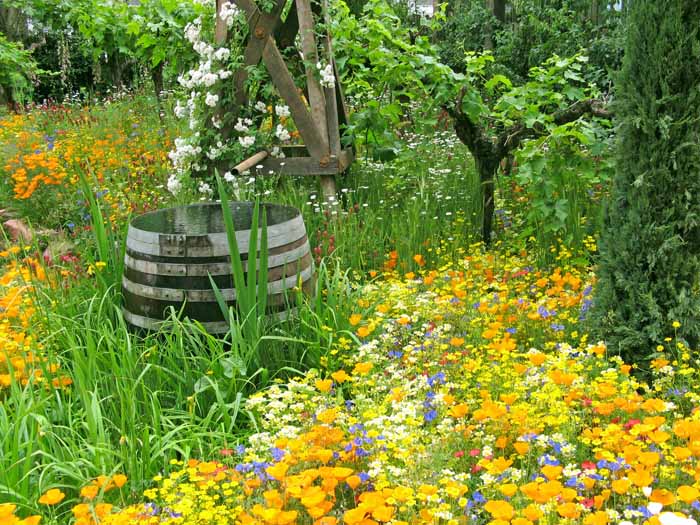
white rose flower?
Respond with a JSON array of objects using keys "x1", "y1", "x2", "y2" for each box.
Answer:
[
  {"x1": 174, "y1": 101, "x2": 187, "y2": 119},
  {"x1": 167, "y1": 174, "x2": 182, "y2": 195},
  {"x1": 238, "y1": 135, "x2": 255, "y2": 148},
  {"x1": 198, "y1": 181, "x2": 213, "y2": 195},
  {"x1": 275, "y1": 124, "x2": 291, "y2": 142},
  {"x1": 205, "y1": 92, "x2": 219, "y2": 107},
  {"x1": 234, "y1": 118, "x2": 249, "y2": 133},
  {"x1": 219, "y1": 1, "x2": 239, "y2": 27},
  {"x1": 202, "y1": 73, "x2": 218, "y2": 87},
  {"x1": 214, "y1": 48, "x2": 230, "y2": 61},
  {"x1": 275, "y1": 104, "x2": 290, "y2": 117}
]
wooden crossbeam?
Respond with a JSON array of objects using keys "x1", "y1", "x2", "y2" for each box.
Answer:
[
  {"x1": 232, "y1": 0, "x2": 287, "y2": 107},
  {"x1": 234, "y1": 0, "x2": 328, "y2": 161},
  {"x1": 262, "y1": 41, "x2": 329, "y2": 160},
  {"x1": 296, "y1": 0, "x2": 329, "y2": 152},
  {"x1": 223, "y1": 0, "x2": 352, "y2": 194}
]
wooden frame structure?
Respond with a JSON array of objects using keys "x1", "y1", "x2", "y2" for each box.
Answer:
[{"x1": 217, "y1": 0, "x2": 353, "y2": 198}]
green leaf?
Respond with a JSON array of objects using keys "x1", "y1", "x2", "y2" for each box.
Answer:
[{"x1": 485, "y1": 74, "x2": 512, "y2": 91}]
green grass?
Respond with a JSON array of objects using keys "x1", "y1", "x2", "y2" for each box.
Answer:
[{"x1": 0, "y1": 94, "x2": 607, "y2": 519}]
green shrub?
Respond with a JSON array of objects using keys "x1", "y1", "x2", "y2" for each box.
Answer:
[
  {"x1": 0, "y1": 34, "x2": 38, "y2": 108},
  {"x1": 591, "y1": 0, "x2": 700, "y2": 371}
]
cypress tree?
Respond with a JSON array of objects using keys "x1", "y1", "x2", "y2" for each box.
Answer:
[{"x1": 591, "y1": 0, "x2": 700, "y2": 371}]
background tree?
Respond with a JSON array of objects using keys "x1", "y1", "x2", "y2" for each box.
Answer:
[
  {"x1": 447, "y1": 53, "x2": 610, "y2": 244},
  {"x1": 591, "y1": 0, "x2": 700, "y2": 371},
  {"x1": 436, "y1": 0, "x2": 627, "y2": 88},
  {"x1": 0, "y1": 34, "x2": 39, "y2": 109}
]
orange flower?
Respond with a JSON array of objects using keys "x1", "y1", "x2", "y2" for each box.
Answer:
[
  {"x1": 266, "y1": 462, "x2": 289, "y2": 481},
  {"x1": 650, "y1": 488, "x2": 676, "y2": 505},
  {"x1": 677, "y1": 485, "x2": 700, "y2": 504},
  {"x1": 343, "y1": 507, "x2": 367, "y2": 524},
  {"x1": 413, "y1": 254, "x2": 425, "y2": 267},
  {"x1": 528, "y1": 352, "x2": 546, "y2": 366},
  {"x1": 353, "y1": 362, "x2": 373, "y2": 375},
  {"x1": 0, "y1": 504, "x2": 17, "y2": 518},
  {"x1": 522, "y1": 504, "x2": 542, "y2": 521},
  {"x1": 79, "y1": 484, "x2": 99, "y2": 500},
  {"x1": 356, "y1": 326, "x2": 371, "y2": 338},
  {"x1": 38, "y1": 488, "x2": 65, "y2": 505},
  {"x1": 611, "y1": 478, "x2": 631, "y2": 494},
  {"x1": 315, "y1": 379, "x2": 333, "y2": 393},
  {"x1": 331, "y1": 370, "x2": 349, "y2": 383},
  {"x1": 484, "y1": 500, "x2": 514, "y2": 521},
  {"x1": 448, "y1": 403, "x2": 469, "y2": 418},
  {"x1": 541, "y1": 465, "x2": 563, "y2": 480},
  {"x1": 349, "y1": 314, "x2": 362, "y2": 326},
  {"x1": 513, "y1": 441, "x2": 529, "y2": 455},
  {"x1": 556, "y1": 502, "x2": 581, "y2": 519},
  {"x1": 112, "y1": 474, "x2": 127, "y2": 489},
  {"x1": 346, "y1": 475, "x2": 362, "y2": 489},
  {"x1": 371, "y1": 505, "x2": 394, "y2": 522},
  {"x1": 583, "y1": 511, "x2": 609, "y2": 525}
]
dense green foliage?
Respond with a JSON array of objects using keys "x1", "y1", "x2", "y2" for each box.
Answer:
[
  {"x1": 0, "y1": 34, "x2": 38, "y2": 107},
  {"x1": 437, "y1": 0, "x2": 626, "y2": 88},
  {"x1": 591, "y1": 0, "x2": 700, "y2": 371},
  {"x1": 1, "y1": 0, "x2": 200, "y2": 101}
]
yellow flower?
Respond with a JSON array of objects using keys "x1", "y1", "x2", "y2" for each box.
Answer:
[
  {"x1": 315, "y1": 379, "x2": 333, "y2": 392},
  {"x1": 483, "y1": 500, "x2": 514, "y2": 521},
  {"x1": 353, "y1": 362, "x2": 373, "y2": 375},
  {"x1": 331, "y1": 370, "x2": 349, "y2": 383},
  {"x1": 38, "y1": 488, "x2": 65, "y2": 505}
]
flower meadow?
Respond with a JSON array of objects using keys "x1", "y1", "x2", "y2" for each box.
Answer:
[
  {"x1": 82, "y1": 248, "x2": 700, "y2": 525},
  {"x1": 1, "y1": 99, "x2": 699, "y2": 525},
  {"x1": 0, "y1": 98, "x2": 174, "y2": 231}
]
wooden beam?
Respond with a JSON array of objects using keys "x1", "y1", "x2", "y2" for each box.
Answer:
[
  {"x1": 251, "y1": 155, "x2": 341, "y2": 175},
  {"x1": 244, "y1": 147, "x2": 353, "y2": 176},
  {"x1": 232, "y1": 0, "x2": 287, "y2": 107},
  {"x1": 233, "y1": 150, "x2": 269, "y2": 174},
  {"x1": 262, "y1": 39, "x2": 327, "y2": 160},
  {"x1": 296, "y1": 0, "x2": 329, "y2": 153},
  {"x1": 333, "y1": 58, "x2": 350, "y2": 130},
  {"x1": 214, "y1": 0, "x2": 228, "y2": 44},
  {"x1": 338, "y1": 147, "x2": 354, "y2": 171}
]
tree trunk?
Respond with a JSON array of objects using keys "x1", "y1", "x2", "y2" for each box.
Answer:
[
  {"x1": 476, "y1": 155, "x2": 500, "y2": 245},
  {"x1": 1, "y1": 84, "x2": 19, "y2": 113},
  {"x1": 490, "y1": 0, "x2": 506, "y2": 22},
  {"x1": 453, "y1": 112, "x2": 504, "y2": 246},
  {"x1": 484, "y1": 0, "x2": 506, "y2": 49},
  {"x1": 0, "y1": 7, "x2": 28, "y2": 42}
]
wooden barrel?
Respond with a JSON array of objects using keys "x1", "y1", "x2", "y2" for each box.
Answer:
[{"x1": 122, "y1": 202, "x2": 314, "y2": 334}]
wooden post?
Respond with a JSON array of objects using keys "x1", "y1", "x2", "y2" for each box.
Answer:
[
  {"x1": 296, "y1": 0, "x2": 337, "y2": 200},
  {"x1": 212, "y1": 0, "x2": 353, "y2": 189}
]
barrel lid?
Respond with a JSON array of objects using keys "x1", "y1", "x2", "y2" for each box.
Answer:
[
  {"x1": 130, "y1": 202, "x2": 299, "y2": 235},
  {"x1": 127, "y1": 202, "x2": 307, "y2": 257}
]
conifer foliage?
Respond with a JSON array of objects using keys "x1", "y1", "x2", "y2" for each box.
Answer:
[{"x1": 592, "y1": 0, "x2": 700, "y2": 369}]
